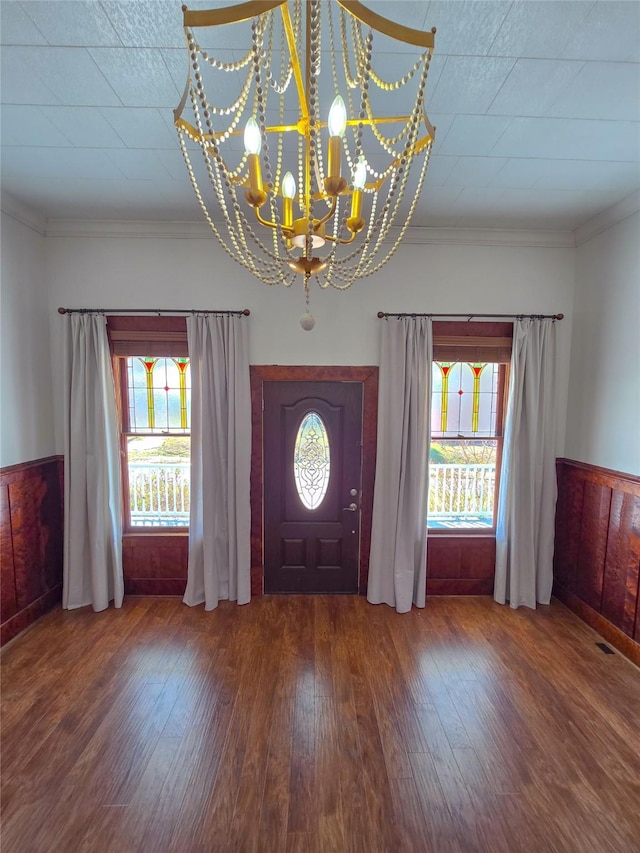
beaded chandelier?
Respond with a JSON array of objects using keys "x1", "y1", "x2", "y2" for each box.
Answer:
[{"x1": 174, "y1": 0, "x2": 436, "y2": 327}]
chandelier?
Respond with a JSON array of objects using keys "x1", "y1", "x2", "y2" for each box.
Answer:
[{"x1": 174, "y1": 0, "x2": 436, "y2": 327}]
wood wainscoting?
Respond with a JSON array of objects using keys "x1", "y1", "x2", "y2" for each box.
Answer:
[
  {"x1": 427, "y1": 536, "x2": 496, "y2": 595},
  {"x1": 553, "y1": 458, "x2": 640, "y2": 665},
  {"x1": 123, "y1": 534, "x2": 188, "y2": 596},
  {"x1": 0, "y1": 456, "x2": 64, "y2": 646}
]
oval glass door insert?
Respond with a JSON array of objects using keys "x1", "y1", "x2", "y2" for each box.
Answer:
[{"x1": 293, "y1": 411, "x2": 331, "y2": 510}]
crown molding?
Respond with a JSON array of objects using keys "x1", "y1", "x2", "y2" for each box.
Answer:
[
  {"x1": 573, "y1": 191, "x2": 640, "y2": 247},
  {"x1": 1, "y1": 193, "x2": 47, "y2": 236},
  {"x1": 44, "y1": 218, "x2": 576, "y2": 248}
]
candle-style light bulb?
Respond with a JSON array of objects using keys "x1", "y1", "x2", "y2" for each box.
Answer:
[
  {"x1": 282, "y1": 171, "x2": 296, "y2": 199},
  {"x1": 244, "y1": 117, "x2": 265, "y2": 207},
  {"x1": 353, "y1": 156, "x2": 367, "y2": 190},
  {"x1": 282, "y1": 171, "x2": 295, "y2": 230},
  {"x1": 328, "y1": 95, "x2": 347, "y2": 138},
  {"x1": 244, "y1": 117, "x2": 261, "y2": 155},
  {"x1": 325, "y1": 96, "x2": 348, "y2": 194}
]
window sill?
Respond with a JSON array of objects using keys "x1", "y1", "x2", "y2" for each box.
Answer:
[{"x1": 123, "y1": 530, "x2": 189, "y2": 538}]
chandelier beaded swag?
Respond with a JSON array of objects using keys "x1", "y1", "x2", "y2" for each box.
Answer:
[{"x1": 174, "y1": 0, "x2": 436, "y2": 328}]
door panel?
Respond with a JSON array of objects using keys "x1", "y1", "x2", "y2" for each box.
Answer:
[{"x1": 264, "y1": 381, "x2": 363, "y2": 593}]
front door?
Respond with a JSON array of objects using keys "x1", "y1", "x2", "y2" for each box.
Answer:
[{"x1": 263, "y1": 381, "x2": 363, "y2": 593}]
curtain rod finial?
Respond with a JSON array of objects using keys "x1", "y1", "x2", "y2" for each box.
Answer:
[
  {"x1": 58, "y1": 307, "x2": 67, "y2": 314},
  {"x1": 377, "y1": 311, "x2": 385, "y2": 318},
  {"x1": 556, "y1": 313, "x2": 564, "y2": 320},
  {"x1": 243, "y1": 309, "x2": 251, "y2": 316}
]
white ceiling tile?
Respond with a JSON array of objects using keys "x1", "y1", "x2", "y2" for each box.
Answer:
[
  {"x1": 488, "y1": 1, "x2": 594, "y2": 59},
  {"x1": 155, "y1": 149, "x2": 190, "y2": 181},
  {"x1": 20, "y1": 1, "x2": 121, "y2": 46},
  {"x1": 562, "y1": 1, "x2": 640, "y2": 62},
  {"x1": 443, "y1": 156, "x2": 509, "y2": 188},
  {"x1": 427, "y1": 113, "x2": 455, "y2": 154},
  {"x1": 1, "y1": 146, "x2": 125, "y2": 180},
  {"x1": 420, "y1": 1, "x2": 511, "y2": 56},
  {"x1": 29, "y1": 47, "x2": 122, "y2": 106},
  {"x1": 411, "y1": 186, "x2": 463, "y2": 227},
  {"x1": 40, "y1": 106, "x2": 126, "y2": 148},
  {"x1": 88, "y1": 47, "x2": 179, "y2": 107},
  {"x1": 489, "y1": 158, "x2": 555, "y2": 190},
  {"x1": 100, "y1": 106, "x2": 178, "y2": 149},
  {"x1": 429, "y1": 56, "x2": 516, "y2": 114},
  {"x1": 0, "y1": 175, "x2": 171, "y2": 218},
  {"x1": 1, "y1": 2, "x2": 47, "y2": 44},
  {"x1": 0, "y1": 105, "x2": 72, "y2": 147},
  {"x1": 487, "y1": 59, "x2": 584, "y2": 117},
  {"x1": 490, "y1": 117, "x2": 640, "y2": 162},
  {"x1": 530, "y1": 159, "x2": 640, "y2": 193},
  {"x1": 547, "y1": 62, "x2": 640, "y2": 121},
  {"x1": 423, "y1": 155, "x2": 459, "y2": 187},
  {"x1": 105, "y1": 149, "x2": 171, "y2": 180},
  {"x1": 0, "y1": 46, "x2": 61, "y2": 104},
  {"x1": 100, "y1": 1, "x2": 186, "y2": 49},
  {"x1": 439, "y1": 115, "x2": 512, "y2": 156}
]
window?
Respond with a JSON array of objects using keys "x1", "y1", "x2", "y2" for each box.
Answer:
[
  {"x1": 108, "y1": 316, "x2": 191, "y2": 531},
  {"x1": 428, "y1": 323, "x2": 511, "y2": 532}
]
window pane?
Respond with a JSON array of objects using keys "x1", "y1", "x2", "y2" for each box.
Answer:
[
  {"x1": 428, "y1": 439, "x2": 497, "y2": 529},
  {"x1": 127, "y1": 356, "x2": 190, "y2": 435},
  {"x1": 127, "y1": 436, "x2": 190, "y2": 527},
  {"x1": 294, "y1": 412, "x2": 331, "y2": 510},
  {"x1": 431, "y1": 361, "x2": 499, "y2": 437}
]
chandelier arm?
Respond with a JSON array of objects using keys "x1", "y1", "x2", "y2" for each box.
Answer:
[
  {"x1": 315, "y1": 196, "x2": 338, "y2": 228},
  {"x1": 280, "y1": 2, "x2": 309, "y2": 122},
  {"x1": 335, "y1": 1, "x2": 436, "y2": 49},
  {"x1": 183, "y1": 1, "x2": 285, "y2": 29}
]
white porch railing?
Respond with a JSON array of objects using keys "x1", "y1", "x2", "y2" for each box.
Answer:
[
  {"x1": 128, "y1": 461, "x2": 494, "y2": 528},
  {"x1": 129, "y1": 462, "x2": 190, "y2": 526},
  {"x1": 428, "y1": 463, "x2": 495, "y2": 526}
]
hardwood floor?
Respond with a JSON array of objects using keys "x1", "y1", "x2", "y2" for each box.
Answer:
[{"x1": 2, "y1": 596, "x2": 639, "y2": 853}]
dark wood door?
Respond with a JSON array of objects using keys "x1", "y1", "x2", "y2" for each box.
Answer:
[{"x1": 264, "y1": 381, "x2": 363, "y2": 593}]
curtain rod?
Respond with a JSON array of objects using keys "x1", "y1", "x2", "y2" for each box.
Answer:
[
  {"x1": 377, "y1": 311, "x2": 564, "y2": 320},
  {"x1": 58, "y1": 307, "x2": 250, "y2": 316}
]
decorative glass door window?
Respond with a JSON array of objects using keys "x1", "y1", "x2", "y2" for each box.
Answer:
[
  {"x1": 122, "y1": 356, "x2": 191, "y2": 528},
  {"x1": 293, "y1": 411, "x2": 331, "y2": 510},
  {"x1": 428, "y1": 361, "x2": 506, "y2": 531}
]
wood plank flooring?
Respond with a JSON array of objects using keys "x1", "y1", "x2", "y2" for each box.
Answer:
[{"x1": 2, "y1": 596, "x2": 639, "y2": 853}]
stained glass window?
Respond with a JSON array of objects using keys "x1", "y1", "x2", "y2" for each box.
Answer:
[
  {"x1": 127, "y1": 357, "x2": 191, "y2": 435},
  {"x1": 123, "y1": 356, "x2": 191, "y2": 528},
  {"x1": 429, "y1": 360, "x2": 504, "y2": 531},
  {"x1": 293, "y1": 411, "x2": 331, "y2": 510},
  {"x1": 431, "y1": 361, "x2": 499, "y2": 438}
]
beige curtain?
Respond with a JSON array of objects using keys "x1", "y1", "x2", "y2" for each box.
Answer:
[
  {"x1": 367, "y1": 316, "x2": 432, "y2": 612},
  {"x1": 183, "y1": 314, "x2": 251, "y2": 609},
  {"x1": 63, "y1": 313, "x2": 123, "y2": 611},
  {"x1": 495, "y1": 318, "x2": 558, "y2": 609}
]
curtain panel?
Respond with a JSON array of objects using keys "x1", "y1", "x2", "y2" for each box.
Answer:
[
  {"x1": 367, "y1": 316, "x2": 433, "y2": 612},
  {"x1": 183, "y1": 314, "x2": 251, "y2": 609},
  {"x1": 495, "y1": 318, "x2": 558, "y2": 609},
  {"x1": 63, "y1": 314, "x2": 124, "y2": 611}
]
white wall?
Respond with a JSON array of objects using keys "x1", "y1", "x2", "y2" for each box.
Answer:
[
  {"x1": 46, "y1": 231, "x2": 576, "y2": 455},
  {"x1": 0, "y1": 209, "x2": 56, "y2": 467},
  {"x1": 566, "y1": 212, "x2": 640, "y2": 475}
]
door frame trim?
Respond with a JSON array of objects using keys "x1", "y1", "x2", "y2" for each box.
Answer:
[{"x1": 250, "y1": 366, "x2": 379, "y2": 596}]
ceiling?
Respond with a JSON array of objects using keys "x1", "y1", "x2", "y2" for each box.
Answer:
[{"x1": 1, "y1": 0, "x2": 639, "y2": 231}]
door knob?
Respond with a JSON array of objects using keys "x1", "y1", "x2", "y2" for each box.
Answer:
[
  {"x1": 343, "y1": 503, "x2": 358, "y2": 512},
  {"x1": 350, "y1": 488, "x2": 358, "y2": 496}
]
